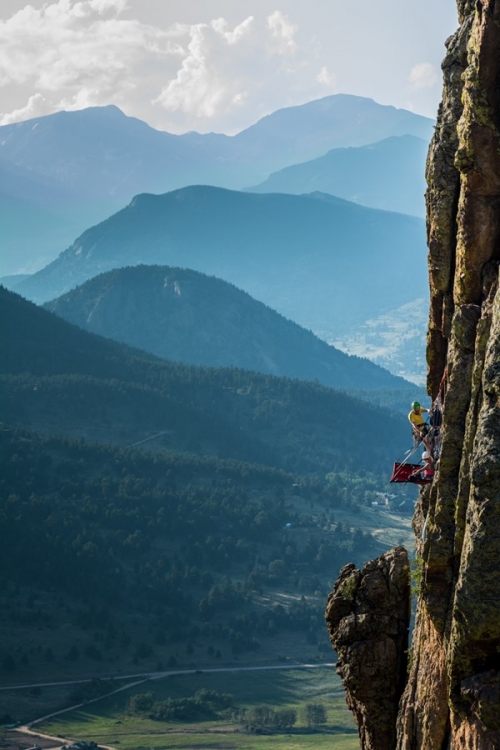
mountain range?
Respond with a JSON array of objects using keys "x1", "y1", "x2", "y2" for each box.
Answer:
[
  {"x1": 15, "y1": 186, "x2": 427, "y2": 342},
  {"x1": 0, "y1": 155, "x2": 111, "y2": 275},
  {"x1": 0, "y1": 95, "x2": 433, "y2": 276},
  {"x1": 247, "y1": 134, "x2": 428, "y2": 218},
  {"x1": 1, "y1": 93, "x2": 431, "y2": 383},
  {"x1": 44, "y1": 264, "x2": 411, "y2": 391}
]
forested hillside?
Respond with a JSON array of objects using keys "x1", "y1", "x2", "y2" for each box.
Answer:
[
  {"x1": 0, "y1": 284, "x2": 415, "y2": 709},
  {"x1": 0, "y1": 419, "x2": 411, "y2": 688},
  {"x1": 45, "y1": 265, "x2": 412, "y2": 391},
  {"x1": 1, "y1": 286, "x2": 409, "y2": 473}
]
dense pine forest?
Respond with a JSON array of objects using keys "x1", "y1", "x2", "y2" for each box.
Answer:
[
  {"x1": 1, "y1": 285, "x2": 415, "y2": 705},
  {"x1": 1, "y1": 426, "x2": 403, "y2": 681}
]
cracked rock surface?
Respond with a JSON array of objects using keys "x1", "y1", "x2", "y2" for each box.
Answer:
[
  {"x1": 325, "y1": 547, "x2": 410, "y2": 750},
  {"x1": 326, "y1": 2, "x2": 500, "y2": 748}
]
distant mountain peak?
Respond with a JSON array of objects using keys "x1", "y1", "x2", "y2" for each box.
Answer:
[
  {"x1": 15, "y1": 184, "x2": 428, "y2": 386},
  {"x1": 2, "y1": 93, "x2": 432, "y2": 277},
  {"x1": 45, "y1": 263, "x2": 413, "y2": 391},
  {"x1": 246, "y1": 133, "x2": 428, "y2": 218}
]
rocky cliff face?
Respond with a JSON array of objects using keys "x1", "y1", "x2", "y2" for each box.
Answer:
[
  {"x1": 326, "y1": 1, "x2": 500, "y2": 748},
  {"x1": 325, "y1": 548, "x2": 410, "y2": 750}
]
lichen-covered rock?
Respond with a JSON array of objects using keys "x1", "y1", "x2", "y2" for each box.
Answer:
[
  {"x1": 425, "y1": 9, "x2": 471, "y2": 399},
  {"x1": 325, "y1": 547, "x2": 410, "y2": 750},
  {"x1": 326, "y1": 2, "x2": 500, "y2": 748},
  {"x1": 400, "y1": 0, "x2": 500, "y2": 746}
]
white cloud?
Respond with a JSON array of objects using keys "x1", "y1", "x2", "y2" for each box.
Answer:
[
  {"x1": 317, "y1": 66, "x2": 337, "y2": 89},
  {"x1": 153, "y1": 12, "x2": 332, "y2": 131},
  {"x1": 89, "y1": 0, "x2": 128, "y2": 13},
  {"x1": 409, "y1": 62, "x2": 438, "y2": 90},
  {"x1": 0, "y1": 93, "x2": 53, "y2": 124},
  {"x1": 0, "y1": 0, "x2": 184, "y2": 124},
  {"x1": 153, "y1": 18, "x2": 255, "y2": 118},
  {"x1": 267, "y1": 11, "x2": 298, "y2": 54},
  {"x1": 0, "y1": 0, "x2": 337, "y2": 133},
  {"x1": 211, "y1": 16, "x2": 254, "y2": 45},
  {"x1": 0, "y1": 1, "x2": 178, "y2": 87}
]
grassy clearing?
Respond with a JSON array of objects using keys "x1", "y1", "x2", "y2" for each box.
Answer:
[{"x1": 38, "y1": 667, "x2": 359, "y2": 749}]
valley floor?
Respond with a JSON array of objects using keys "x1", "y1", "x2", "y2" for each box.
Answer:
[{"x1": 2, "y1": 667, "x2": 360, "y2": 750}]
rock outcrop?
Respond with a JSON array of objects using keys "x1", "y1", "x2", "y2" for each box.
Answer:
[
  {"x1": 326, "y1": 1, "x2": 500, "y2": 748},
  {"x1": 325, "y1": 548, "x2": 410, "y2": 750}
]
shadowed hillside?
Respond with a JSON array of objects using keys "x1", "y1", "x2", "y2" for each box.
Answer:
[
  {"x1": 45, "y1": 264, "x2": 412, "y2": 391},
  {"x1": 1, "y1": 285, "x2": 410, "y2": 474}
]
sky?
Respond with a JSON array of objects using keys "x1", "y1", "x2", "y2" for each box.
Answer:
[{"x1": 0, "y1": 0, "x2": 458, "y2": 135}]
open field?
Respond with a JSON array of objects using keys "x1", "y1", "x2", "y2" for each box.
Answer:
[{"x1": 37, "y1": 667, "x2": 360, "y2": 750}]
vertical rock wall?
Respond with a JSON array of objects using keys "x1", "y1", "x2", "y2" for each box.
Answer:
[
  {"x1": 327, "y1": 2, "x2": 500, "y2": 748},
  {"x1": 399, "y1": 1, "x2": 500, "y2": 746}
]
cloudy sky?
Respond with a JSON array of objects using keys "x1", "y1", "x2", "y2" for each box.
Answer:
[{"x1": 0, "y1": 0, "x2": 458, "y2": 134}]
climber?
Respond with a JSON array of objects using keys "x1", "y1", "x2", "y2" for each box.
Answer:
[
  {"x1": 408, "y1": 401, "x2": 432, "y2": 452},
  {"x1": 408, "y1": 451, "x2": 435, "y2": 483},
  {"x1": 428, "y1": 399, "x2": 443, "y2": 460},
  {"x1": 422, "y1": 451, "x2": 435, "y2": 481}
]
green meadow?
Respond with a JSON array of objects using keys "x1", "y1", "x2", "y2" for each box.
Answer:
[{"x1": 38, "y1": 667, "x2": 360, "y2": 749}]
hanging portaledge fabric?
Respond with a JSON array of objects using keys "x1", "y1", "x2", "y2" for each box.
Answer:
[{"x1": 390, "y1": 462, "x2": 431, "y2": 485}]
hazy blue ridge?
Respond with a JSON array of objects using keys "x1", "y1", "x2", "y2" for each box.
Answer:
[
  {"x1": 246, "y1": 134, "x2": 428, "y2": 218},
  {"x1": 0, "y1": 95, "x2": 434, "y2": 200},
  {"x1": 16, "y1": 185, "x2": 427, "y2": 342},
  {"x1": 0, "y1": 273, "x2": 31, "y2": 290},
  {"x1": 0, "y1": 94, "x2": 433, "y2": 275}
]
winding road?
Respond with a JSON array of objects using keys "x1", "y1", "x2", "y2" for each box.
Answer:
[{"x1": 4, "y1": 662, "x2": 337, "y2": 750}]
